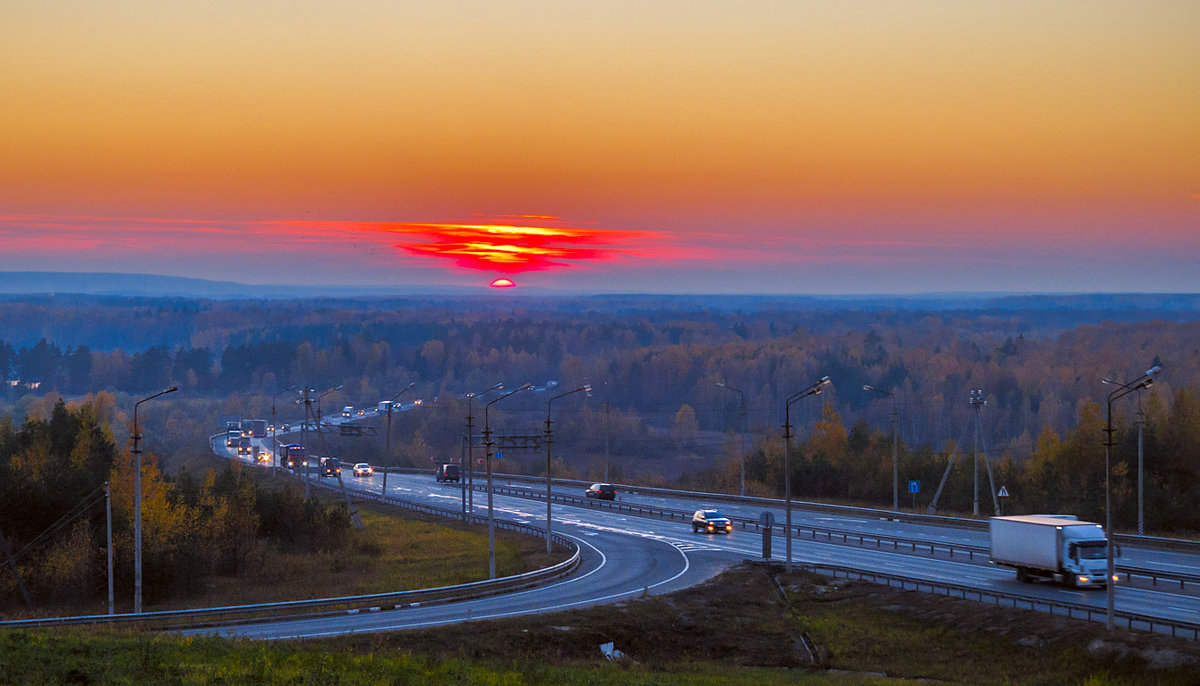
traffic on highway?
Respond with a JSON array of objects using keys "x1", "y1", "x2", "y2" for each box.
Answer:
[{"x1": 207, "y1": 411, "x2": 1200, "y2": 640}]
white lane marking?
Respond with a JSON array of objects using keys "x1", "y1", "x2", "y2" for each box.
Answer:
[{"x1": 264, "y1": 532, "x2": 692, "y2": 640}]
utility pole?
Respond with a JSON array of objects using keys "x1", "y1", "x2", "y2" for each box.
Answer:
[
  {"x1": 969, "y1": 389, "x2": 987, "y2": 517},
  {"x1": 604, "y1": 402, "x2": 610, "y2": 482},
  {"x1": 106, "y1": 481, "x2": 113, "y2": 615}
]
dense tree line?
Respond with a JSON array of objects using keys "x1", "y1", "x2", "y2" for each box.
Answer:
[
  {"x1": 0, "y1": 399, "x2": 350, "y2": 612},
  {"x1": 3, "y1": 301, "x2": 1198, "y2": 459},
  {"x1": 0, "y1": 294, "x2": 1198, "y2": 534},
  {"x1": 678, "y1": 386, "x2": 1200, "y2": 534}
]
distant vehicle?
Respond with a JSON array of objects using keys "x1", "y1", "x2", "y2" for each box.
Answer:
[
  {"x1": 378, "y1": 400, "x2": 393, "y2": 412},
  {"x1": 225, "y1": 423, "x2": 241, "y2": 447},
  {"x1": 356, "y1": 408, "x2": 365, "y2": 416},
  {"x1": 342, "y1": 406, "x2": 354, "y2": 418},
  {"x1": 237, "y1": 437, "x2": 252, "y2": 456},
  {"x1": 436, "y1": 464, "x2": 460, "y2": 483},
  {"x1": 238, "y1": 419, "x2": 268, "y2": 438},
  {"x1": 352, "y1": 463, "x2": 373, "y2": 477},
  {"x1": 989, "y1": 515, "x2": 1115, "y2": 588},
  {"x1": 279, "y1": 423, "x2": 290, "y2": 433},
  {"x1": 692, "y1": 509, "x2": 732, "y2": 534},
  {"x1": 281, "y1": 444, "x2": 305, "y2": 469},
  {"x1": 585, "y1": 483, "x2": 616, "y2": 500},
  {"x1": 319, "y1": 457, "x2": 341, "y2": 477}
]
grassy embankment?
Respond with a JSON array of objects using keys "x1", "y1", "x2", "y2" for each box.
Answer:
[{"x1": 4, "y1": 558, "x2": 1199, "y2": 684}]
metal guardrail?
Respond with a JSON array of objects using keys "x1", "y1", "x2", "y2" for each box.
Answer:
[
  {"x1": 406, "y1": 467, "x2": 1200, "y2": 553},
  {"x1": 467, "y1": 481, "x2": 1200, "y2": 591},
  {"x1": 796, "y1": 562, "x2": 1200, "y2": 641},
  {"x1": 1, "y1": 486, "x2": 580, "y2": 630}
]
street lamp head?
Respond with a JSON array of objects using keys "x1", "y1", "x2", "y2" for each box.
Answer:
[
  {"x1": 1145, "y1": 365, "x2": 1163, "y2": 377},
  {"x1": 818, "y1": 376, "x2": 831, "y2": 385}
]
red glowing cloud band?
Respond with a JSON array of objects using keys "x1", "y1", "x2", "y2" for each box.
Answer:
[{"x1": 387, "y1": 219, "x2": 656, "y2": 273}]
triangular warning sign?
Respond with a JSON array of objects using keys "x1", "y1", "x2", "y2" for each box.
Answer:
[{"x1": 997, "y1": 485, "x2": 1010, "y2": 497}]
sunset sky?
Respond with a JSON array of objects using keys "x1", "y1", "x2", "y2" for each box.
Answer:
[{"x1": 2, "y1": 1, "x2": 1198, "y2": 294}]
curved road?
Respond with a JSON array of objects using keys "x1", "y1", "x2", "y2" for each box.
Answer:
[{"x1": 209, "y1": 431, "x2": 1200, "y2": 639}]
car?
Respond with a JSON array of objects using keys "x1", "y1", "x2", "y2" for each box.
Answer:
[
  {"x1": 585, "y1": 483, "x2": 616, "y2": 500},
  {"x1": 319, "y1": 457, "x2": 341, "y2": 477},
  {"x1": 352, "y1": 462, "x2": 373, "y2": 477},
  {"x1": 436, "y1": 464, "x2": 460, "y2": 482},
  {"x1": 692, "y1": 509, "x2": 733, "y2": 534}
]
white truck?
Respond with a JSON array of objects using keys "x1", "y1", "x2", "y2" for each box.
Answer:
[{"x1": 989, "y1": 515, "x2": 1115, "y2": 588}]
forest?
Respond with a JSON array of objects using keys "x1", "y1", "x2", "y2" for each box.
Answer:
[
  {"x1": 0, "y1": 399, "x2": 350, "y2": 612},
  {"x1": 0, "y1": 292, "x2": 1198, "y2": 601}
]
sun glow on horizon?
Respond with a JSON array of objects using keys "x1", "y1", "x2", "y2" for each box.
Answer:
[{"x1": 389, "y1": 218, "x2": 659, "y2": 274}]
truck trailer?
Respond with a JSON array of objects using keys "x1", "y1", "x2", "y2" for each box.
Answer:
[{"x1": 989, "y1": 515, "x2": 1116, "y2": 588}]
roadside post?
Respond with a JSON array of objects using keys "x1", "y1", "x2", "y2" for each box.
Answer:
[
  {"x1": 760, "y1": 511, "x2": 774, "y2": 560},
  {"x1": 908, "y1": 480, "x2": 920, "y2": 511}
]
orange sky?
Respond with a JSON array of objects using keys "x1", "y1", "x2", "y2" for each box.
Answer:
[{"x1": 1, "y1": 1, "x2": 1197, "y2": 292}]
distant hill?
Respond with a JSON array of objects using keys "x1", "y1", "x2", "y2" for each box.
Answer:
[
  {"x1": 0, "y1": 272, "x2": 1197, "y2": 313},
  {"x1": 0, "y1": 272, "x2": 479, "y2": 299}
]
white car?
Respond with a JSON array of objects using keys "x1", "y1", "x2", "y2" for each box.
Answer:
[{"x1": 352, "y1": 463, "x2": 373, "y2": 477}]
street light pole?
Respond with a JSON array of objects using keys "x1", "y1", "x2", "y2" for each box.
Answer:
[
  {"x1": 864, "y1": 385, "x2": 900, "y2": 511},
  {"x1": 272, "y1": 386, "x2": 297, "y2": 474},
  {"x1": 783, "y1": 376, "x2": 830, "y2": 574},
  {"x1": 132, "y1": 385, "x2": 177, "y2": 613},
  {"x1": 466, "y1": 383, "x2": 503, "y2": 517},
  {"x1": 382, "y1": 382, "x2": 416, "y2": 495},
  {"x1": 1102, "y1": 376, "x2": 1151, "y2": 536},
  {"x1": 716, "y1": 382, "x2": 747, "y2": 497},
  {"x1": 1103, "y1": 365, "x2": 1161, "y2": 631},
  {"x1": 484, "y1": 383, "x2": 532, "y2": 578},
  {"x1": 545, "y1": 385, "x2": 590, "y2": 554},
  {"x1": 316, "y1": 384, "x2": 342, "y2": 432}
]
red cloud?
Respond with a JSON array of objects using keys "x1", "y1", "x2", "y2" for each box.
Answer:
[{"x1": 385, "y1": 220, "x2": 659, "y2": 273}]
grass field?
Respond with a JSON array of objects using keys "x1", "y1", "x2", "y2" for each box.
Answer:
[{"x1": 4, "y1": 561, "x2": 1199, "y2": 684}]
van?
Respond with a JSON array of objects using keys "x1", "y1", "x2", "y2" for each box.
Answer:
[
  {"x1": 342, "y1": 406, "x2": 354, "y2": 418},
  {"x1": 319, "y1": 457, "x2": 342, "y2": 477},
  {"x1": 436, "y1": 464, "x2": 461, "y2": 483}
]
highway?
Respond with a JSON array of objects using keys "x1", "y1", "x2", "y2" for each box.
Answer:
[{"x1": 203, "y1": 424, "x2": 1200, "y2": 640}]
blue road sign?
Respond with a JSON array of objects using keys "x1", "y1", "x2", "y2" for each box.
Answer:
[{"x1": 908, "y1": 480, "x2": 920, "y2": 493}]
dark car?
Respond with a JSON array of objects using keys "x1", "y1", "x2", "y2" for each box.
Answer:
[
  {"x1": 319, "y1": 457, "x2": 341, "y2": 478},
  {"x1": 585, "y1": 483, "x2": 616, "y2": 500},
  {"x1": 436, "y1": 464, "x2": 460, "y2": 482},
  {"x1": 692, "y1": 509, "x2": 733, "y2": 534}
]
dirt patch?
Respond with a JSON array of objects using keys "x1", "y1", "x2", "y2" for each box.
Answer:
[{"x1": 325, "y1": 562, "x2": 1200, "y2": 684}]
